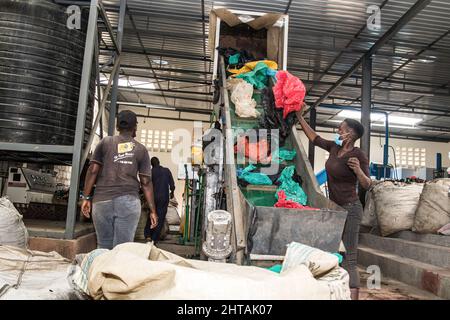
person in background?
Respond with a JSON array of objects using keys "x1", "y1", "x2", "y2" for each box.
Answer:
[
  {"x1": 296, "y1": 107, "x2": 371, "y2": 300},
  {"x1": 144, "y1": 157, "x2": 175, "y2": 242},
  {"x1": 81, "y1": 110, "x2": 158, "y2": 249}
]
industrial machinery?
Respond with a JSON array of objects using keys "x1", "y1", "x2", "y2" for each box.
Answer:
[
  {"x1": 202, "y1": 210, "x2": 233, "y2": 262},
  {"x1": 4, "y1": 167, "x2": 69, "y2": 221},
  {"x1": 203, "y1": 9, "x2": 347, "y2": 265}
]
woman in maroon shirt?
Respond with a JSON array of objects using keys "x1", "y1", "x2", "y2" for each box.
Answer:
[{"x1": 297, "y1": 109, "x2": 372, "y2": 300}]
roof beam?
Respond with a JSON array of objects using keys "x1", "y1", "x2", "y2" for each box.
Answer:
[
  {"x1": 312, "y1": 0, "x2": 433, "y2": 108},
  {"x1": 289, "y1": 65, "x2": 447, "y2": 90},
  {"x1": 101, "y1": 47, "x2": 211, "y2": 62}
]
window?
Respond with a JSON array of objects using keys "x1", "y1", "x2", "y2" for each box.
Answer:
[
  {"x1": 395, "y1": 146, "x2": 426, "y2": 167},
  {"x1": 140, "y1": 129, "x2": 173, "y2": 152}
]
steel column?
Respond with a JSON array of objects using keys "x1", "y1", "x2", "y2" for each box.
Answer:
[
  {"x1": 65, "y1": 0, "x2": 98, "y2": 239},
  {"x1": 82, "y1": 56, "x2": 121, "y2": 166},
  {"x1": 108, "y1": 0, "x2": 127, "y2": 136},
  {"x1": 361, "y1": 56, "x2": 372, "y2": 157},
  {"x1": 308, "y1": 107, "x2": 317, "y2": 168}
]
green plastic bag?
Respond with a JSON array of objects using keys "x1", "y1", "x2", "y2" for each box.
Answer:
[
  {"x1": 332, "y1": 253, "x2": 343, "y2": 264},
  {"x1": 266, "y1": 264, "x2": 282, "y2": 273},
  {"x1": 228, "y1": 53, "x2": 240, "y2": 65},
  {"x1": 272, "y1": 148, "x2": 296, "y2": 163},
  {"x1": 276, "y1": 165, "x2": 307, "y2": 205},
  {"x1": 236, "y1": 61, "x2": 270, "y2": 90},
  {"x1": 238, "y1": 164, "x2": 273, "y2": 185}
]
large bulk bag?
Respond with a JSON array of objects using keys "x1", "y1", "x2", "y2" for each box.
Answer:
[
  {"x1": 82, "y1": 242, "x2": 350, "y2": 300},
  {"x1": 0, "y1": 197, "x2": 28, "y2": 248},
  {"x1": 373, "y1": 182, "x2": 423, "y2": 236},
  {"x1": 361, "y1": 181, "x2": 380, "y2": 228},
  {"x1": 413, "y1": 179, "x2": 450, "y2": 234},
  {"x1": 0, "y1": 245, "x2": 81, "y2": 300}
]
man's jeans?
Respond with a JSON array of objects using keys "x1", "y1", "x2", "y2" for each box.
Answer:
[{"x1": 92, "y1": 195, "x2": 141, "y2": 249}]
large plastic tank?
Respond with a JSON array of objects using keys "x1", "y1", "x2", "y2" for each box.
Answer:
[{"x1": 0, "y1": 0, "x2": 95, "y2": 162}]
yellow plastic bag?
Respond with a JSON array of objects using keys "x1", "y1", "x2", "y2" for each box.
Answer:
[{"x1": 228, "y1": 60, "x2": 278, "y2": 76}]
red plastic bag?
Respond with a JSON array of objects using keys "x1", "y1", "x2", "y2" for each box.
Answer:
[
  {"x1": 274, "y1": 190, "x2": 319, "y2": 210},
  {"x1": 234, "y1": 136, "x2": 271, "y2": 163},
  {"x1": 273, "y1": 71, "x2": 306, "y2": 119}
]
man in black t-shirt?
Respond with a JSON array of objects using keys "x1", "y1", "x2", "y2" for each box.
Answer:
[{"x1": 81, "y1": 110, "x2": 158, "y2": 249}]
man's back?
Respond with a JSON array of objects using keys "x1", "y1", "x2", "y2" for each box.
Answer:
[
  {"x1": 151, "y1": 165, "x2": 175, "y2": 200},
  {"x1": 91, "y1": 135, "x2": 151, "y2": 202}
]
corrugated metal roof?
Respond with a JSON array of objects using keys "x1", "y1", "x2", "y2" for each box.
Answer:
[{"x1": 91, "y1": 0, "x2": 450, "y2": 140}]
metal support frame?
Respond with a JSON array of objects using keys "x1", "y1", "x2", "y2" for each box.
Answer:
[
  {"x1": 82, "y1": 56, "x2": 121, "y2": 166},
  {"x1": 65, "y1": 0, "x2": 99, "y2": 239},
  {"x1": 108, "y1": 0, "x2": 127, "y2": 136},
  {"x1": 98, "y1": 1, "x2": 120, "y2": 54},
  {"x1": 313, "y1": 105, "x2": 450, "y2": 142},
  {"x1": 312, "y1": 0, "x2": 432, "y2": 108},
  {"x1": 0, "y1": 143, "x2": 73, "y2": 154},
  {"x1": 382, "y1": 112, "x2": 389, "y2": 179},
  {"x1": 361, "y1": 56, "x2": 372, "y2": 157},
  {"x1": 308, "y1": 107, "x2": 317, "y2": 168}
]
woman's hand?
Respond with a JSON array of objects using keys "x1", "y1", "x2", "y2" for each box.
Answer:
[
  {"x1": 295, "y1": 103, "x2": 308, "y2": 120},
  {"x1": 348, "y1": 157, "x2": 372, "y2": 190},
  {"x1": 347, "y1": 157, "x2": 362, "y2": 174}
]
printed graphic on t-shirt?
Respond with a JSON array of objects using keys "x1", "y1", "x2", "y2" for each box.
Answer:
[
  {"x1": 114, "y1": 142, "x2": 136, "y2": 165},
  {"x1": 117, "y1": 142, "x2": 135, "y2": 154}
]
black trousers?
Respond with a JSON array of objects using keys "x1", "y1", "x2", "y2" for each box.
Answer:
[
  {"x1": 144, "y1": 197, "x2": 169, "y2": 242},
  {"x1": 341, "y1": 201, "x2": 363, "y2": 288}
]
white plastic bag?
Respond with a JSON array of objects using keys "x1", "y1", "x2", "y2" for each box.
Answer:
[{"x1": 229, "y1": 79, "x2": 260, "y2": 118}]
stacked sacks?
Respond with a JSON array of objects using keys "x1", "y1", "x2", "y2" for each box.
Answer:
[
  {"x1": 413, "y1": 179, "x2": 450, "y2": 234},
  {"x1": 372, "y1": 181, "x2": 424, "y2": 236}
]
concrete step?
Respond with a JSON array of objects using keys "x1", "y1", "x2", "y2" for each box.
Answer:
[
  {"x1": 389, "y1": 230, "x2": 450, "y2": 248},
  {"x1": 360, "y1": 233, "x2": 450, "y2": 269},
  {"x1": 358, "y1": 245, "x2": 450, "y2": 299}
]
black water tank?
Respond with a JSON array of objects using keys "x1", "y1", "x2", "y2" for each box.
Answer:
[{"x1": 0, "y1": 0, "x2": 95, "y2": 162}]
